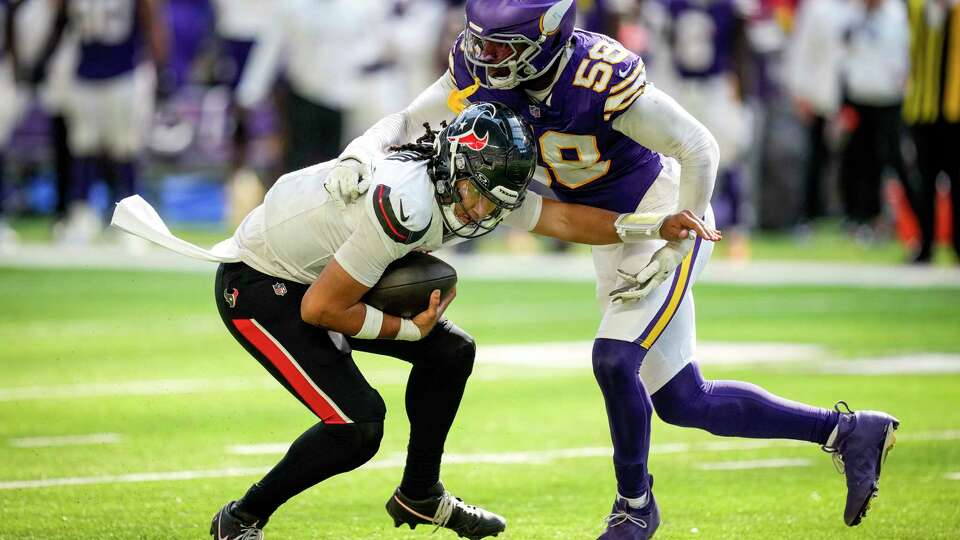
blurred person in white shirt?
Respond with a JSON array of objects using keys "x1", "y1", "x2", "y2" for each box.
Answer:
[
  {"x1": 237, "y1": 0, "x2": 384, "y2": 173},
  {"x1": 838, "y1": 0, "x2": 910, "y2": 235},
  {"x1": 784, "y1": 0, "x2": 854, "y2": 224}
]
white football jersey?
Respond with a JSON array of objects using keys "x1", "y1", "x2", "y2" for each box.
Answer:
[{"x1": 232, "y1": 150, "x2": 542, "y2": 287}]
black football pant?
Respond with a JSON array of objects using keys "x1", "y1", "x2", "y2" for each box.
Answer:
[
  {"x1": 215, "y1": 262, "x2": 476, "y2": 520},
  {"x1": 910, "y1": 122, "x2": 960, "y2": 260}
]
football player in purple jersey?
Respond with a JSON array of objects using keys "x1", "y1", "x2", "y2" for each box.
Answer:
[
  {"x1": 32, "y1": 0, "x2": 168, "y2": 244},
  {"x1": 326, "y1": 0, "x2": 899, "y2": 537}
]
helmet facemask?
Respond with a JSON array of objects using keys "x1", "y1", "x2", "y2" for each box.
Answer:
[
  {"x1": 434, "y1": 142, "x2": 517, "y2": 239},
  {"x1": 462, "y1": 0, "x2": 576, "y2": 89},
  {"x1": 464, "y1": 31, "x2": 556, "y2": 90}
]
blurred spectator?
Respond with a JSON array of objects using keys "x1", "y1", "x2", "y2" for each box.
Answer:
[
  {"x1": 784, "y1": 0, "x2": 853, "y2": 223},
  {"x1": 838, "y1": 0, "x2": 910, "y2": 236},
  {"x1": 15, "y1": 0, "x2": 77, "y2": 230},
  {"x1": 237, "y1": 0, "x2": 382, "y2": 173},
  {"x1": 210, "y1": 0, "x2": 269, "y2": 173},
  {"x1": 655, "y1": 0, "x2": 755, "y2": 257},
  {"x1": 33, "y1": 0, "x2": 169, "y2": 245},
  {"x1": 902, "y1": 0, "x2": 960, "y2": 263},
  {"x1": 0, "y1": 0, "x2": 18, "y2": 249}
]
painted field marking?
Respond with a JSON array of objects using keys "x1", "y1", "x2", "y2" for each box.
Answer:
[
  {"x1": 946, "y1": 473, "x2": 960, "y2": 481},
  {"x1": 0, "y1": 378, "x2": 275, "y2": 402},
  {"x1": 697, "y1": 458, "x2": 813, "y2": 471},
  {"x1": 3, "y1": 429, "x2": 959, "y2": 491},
  {"x1": 9, "y1": 433, "x2": 122, "y2": 448}
]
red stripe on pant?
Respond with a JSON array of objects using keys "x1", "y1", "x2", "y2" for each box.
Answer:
[{"x1": 232, "y1": 319, "x2": 350, "y2": 424}]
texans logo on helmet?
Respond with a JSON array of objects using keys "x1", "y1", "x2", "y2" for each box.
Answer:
[{"x1": 447, "y1": 130, "x2": 489, "y2": 151}]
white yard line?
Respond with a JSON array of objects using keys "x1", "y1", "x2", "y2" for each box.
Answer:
[
  {"x1": 4, "y1": 430, "x2": 958, "y2": 491},
  {"x1": 9, "y1": 433, "x2": 122, "y2": 448},
  {"x1": 3, "y1": 245, "x2": 960, "y2": 288},
  {"x1": 0, "y1": 378, "x2": 275, "y2": 402},
  {"x1": 477, "y1": 341, "x2": 824, "y2": 369},
  {"x1": 3, "y1": 341, "x2": 960, "y2": 403},
  {"x1": 945, "y1": 473, "x2": 960, "y2": 481},
  {"x1": 697, "y1": 458, "x2": 813, "y2": 471},
  {"x1": 817, "y1": 354, "x2": 960, "y2": 375}
]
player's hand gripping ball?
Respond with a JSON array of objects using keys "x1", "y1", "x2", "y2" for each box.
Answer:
[{"x1": 363, "y1": 252, "x2": 458, "y2": 318}]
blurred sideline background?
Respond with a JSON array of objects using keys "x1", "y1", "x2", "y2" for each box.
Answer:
[{"x1": 0, "y1": 0, "x2": 956, "y2": 266}]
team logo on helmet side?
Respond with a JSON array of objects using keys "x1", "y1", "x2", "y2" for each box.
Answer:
[{"x1": 447, "y1": 130, "x2": 489, "y2": 151}]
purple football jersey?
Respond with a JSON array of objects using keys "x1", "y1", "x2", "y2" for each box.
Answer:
[
  {"x1": 69, "y1": 0, "x2": 143, "y2": 80},
  {"x1": 451, "y1": 29, "x2": 662, "y2": 213},
  {"x1": 0, "y1": 0, "x2": 7, "y2": 61},
  {"x1": 665, "y1": 0, "x2": 740, "y2": 79}
]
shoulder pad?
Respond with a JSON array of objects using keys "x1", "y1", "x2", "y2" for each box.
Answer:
[
  {"x1": 370, "y1": 184, "x2": 431, "y2": 245},
  {"x1": 569, "y1": 33, "x2": 648, "y2": 122},
  {"x1": 366, "y1": 158, "x2": 434, "y2": 245}
]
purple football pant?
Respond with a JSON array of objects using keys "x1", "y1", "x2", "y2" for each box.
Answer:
[{"x1": 593, "y1": 339, "x2": 838, "y2": 498}]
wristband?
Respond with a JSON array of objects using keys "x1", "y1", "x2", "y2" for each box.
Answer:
[
  {"x1": 614, "y1": 212, "x2": 667, "y2": 242},
  {"x1": 396, "y1": 318, "x2": 422, "y2": 341},
  {"x1": 352, "y1": 304, "x2": 384, "y2": 339}
]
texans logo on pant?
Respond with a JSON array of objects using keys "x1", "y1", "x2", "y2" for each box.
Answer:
[{"x1": 224, "y1": 288, "x2": 239, "y2": 308}]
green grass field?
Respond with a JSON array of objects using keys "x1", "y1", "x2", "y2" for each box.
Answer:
[{"x1": 1, "y1": 268, "x2": 959, "y2": 539}]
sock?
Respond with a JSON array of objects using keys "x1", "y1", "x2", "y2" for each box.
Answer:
[
  {"x1": 619, "y1": 491, "x2": 649, "y2": 509},
  {"x1": 399, "y1": 329, "x2": 474, "y2": 500},
  {"x1": 825, "y1": 423, "x2": 840, "y2": 447},
  {"x1": 593, "y1": 338, "x2": 652, "y2": 500},
  {"x1": 651, "y1": 363, "x2": 839, "y2": 444},
  {"x1": 71, "y1": 157, "x2": 97, "y2": 203},
  {"x1": 237, "y1": 422, "x2": 381, "y2": 520}
]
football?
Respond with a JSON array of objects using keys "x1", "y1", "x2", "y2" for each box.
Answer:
[{"x1": 362, "y1": 252, "x2": 458, "y2": 318}]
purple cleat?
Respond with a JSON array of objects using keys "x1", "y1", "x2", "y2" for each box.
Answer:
[
  {"x1": 598, "y1": 479, "x2": 660, "y2": 539},
  {"x1": 822, "y1": 401, "x2": 900, "y2": 526}
]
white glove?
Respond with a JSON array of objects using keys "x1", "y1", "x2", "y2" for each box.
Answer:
[
  {"x1": 324, "y1": 158, "x2": 371, "y2": 209},
  {"x1": 609, "y1": 234, "x2": 696, "y2": 304}
]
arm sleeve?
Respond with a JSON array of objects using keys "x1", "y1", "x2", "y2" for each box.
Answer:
[
  {"x1": 501, "y1": 191, "x2": 543, "y2": 232},
  {"x1": 338, "y1": 73, "x2": 458, "y2": 164},
  {"x1": 611, "y1": 84, "x2": 719, "y2": 217}
]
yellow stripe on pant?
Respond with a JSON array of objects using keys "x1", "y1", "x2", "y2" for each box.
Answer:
[{"x1": 640, "y1": 247, "x2": 695, "y2": 350}]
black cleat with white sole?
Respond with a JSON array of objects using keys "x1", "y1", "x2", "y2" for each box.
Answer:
[
  {"x1": 210, "y1": 500, "x2": 266, "y2": 540},
  {"x1": 385, "y1": 481, "x2": 506, "y2": 539}
]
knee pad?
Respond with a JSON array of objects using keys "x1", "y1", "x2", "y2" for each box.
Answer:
[
  {"x1": 354, "y1": 421, "x2": 385, "y2": 461},
  {"x1": 354, "y1": 387, "x2": 387, "y2": 424},
  {"x1": 651, "y1": 363, "x2": 707, "y2": 427},
  {"x1": 323, "y1": 421, "x2": 384, "y2": 467},
  {"x1": 592, "y1": 338, "x2": 646, "y2": 393},
  {"x1": 428, "y1": 326, "x2": 476, "y2": 379}
]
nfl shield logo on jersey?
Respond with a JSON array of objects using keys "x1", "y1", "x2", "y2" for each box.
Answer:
[
  {"x1": 528, "y1": 104, "x2": 541, "y2": 118},
  {"x1": 273, "y1": 282, "x2": 288, "y2": 296}
]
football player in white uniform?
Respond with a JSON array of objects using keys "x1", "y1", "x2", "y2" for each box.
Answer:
[{"x1": 113, "y1": 102, "x2": 717, "y2": 540}]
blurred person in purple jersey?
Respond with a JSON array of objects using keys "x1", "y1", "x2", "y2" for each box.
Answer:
[
  {"x1": 655, "y1": 0, "x2": 756, "y2": 259},
  {"x1": 31, "y1": 0, "x2": 168, "y2": 245},
  {"x1": 325, "y1": 1, "x2": 900, "y2": 537}
]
